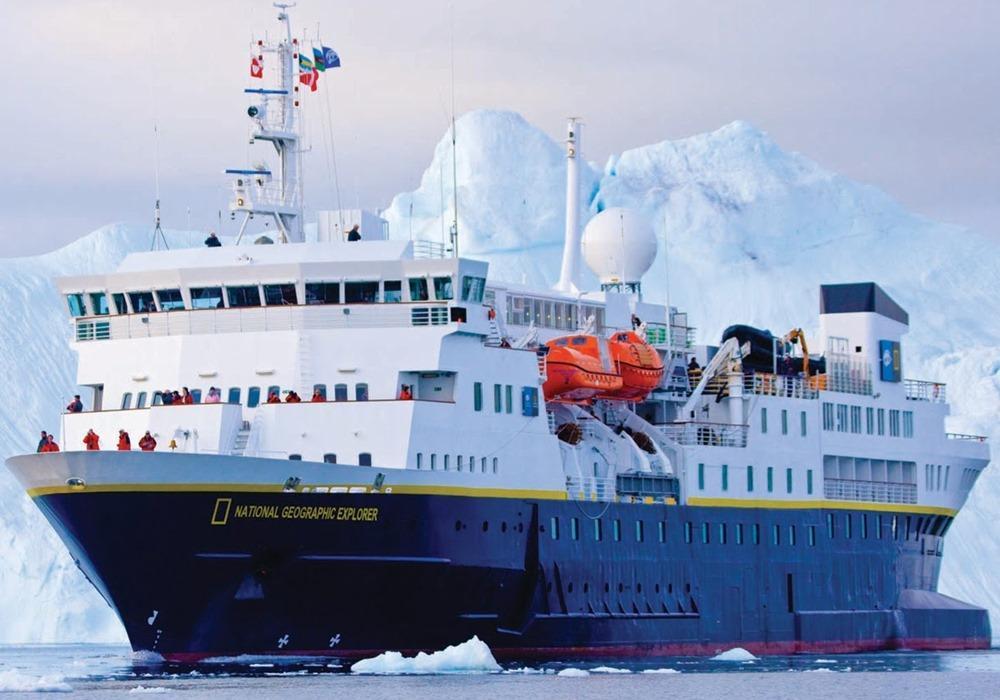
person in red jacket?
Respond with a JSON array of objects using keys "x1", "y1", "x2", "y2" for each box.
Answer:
[
  {"x1": 398, "y1": 385, "x2": 412, "y2": 400},
  {"x1": 83, "y1": 429, "x2": 100, "y2": 450},
  {"x1": 310, "y1": 388, "x2": 325, "y2": 402},
  {"x1": 285, "y1": 390, "x2": 301, "y2": 403},
  {"x1": 181, "y1": 387, "x2": 194, "y2": 405},
  {"x1": 266, "y1": 392, "x2": 281, "y2": 404},
  {"x1": 41, "y1": 435, "x2": 60, "y2": 452},
  {"x1": 117, "y1": 430, "x2": 131, "y2": 451},
  {"x1": 138, "y1": 431, "x2": 157, "y2": 451}
]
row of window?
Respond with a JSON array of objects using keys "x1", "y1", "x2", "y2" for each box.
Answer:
[
  {"x1": 697, "y1": 463, "x2": 815, "y2": 496},
  {"x1": 760, "y1": 408, "x2": 807, "y2": 436},
  {"x1": 545, "y1": 512, "x2": 952, "y2": 544},
  {"x1": 416, "y1": 453, "x2": 499, "y2": 474},
  {"x1": 924, "y1": 463, "x2": 951, "y2": 491},
  {"x1": 473, "y1": 382, "x2": 540, "y2": 417},
  {"x1": 121, "y1": 383, "x2": 370, "y2": 410},
  {"x1": 504, "y1": 294, "x2": 606, "y2": 331},
  {"x1": 66, "y1": 275, "x2": 488, "y2": 317},
  {"x1": 821, "y1": 403, "x2": 914, "y2": 438}
]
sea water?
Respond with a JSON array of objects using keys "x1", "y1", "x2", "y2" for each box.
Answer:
[{"x1": 0, "y1": 641, "x2": 998, "y2": 698}]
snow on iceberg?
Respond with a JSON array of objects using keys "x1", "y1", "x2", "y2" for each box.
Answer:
[
  {"x1": 711, "y1": 647, "x2": 758, "y2": 661},
  {"x1": 556, "y1": 668, "x2": 590, "y2": 677},
  {"x1": 641, "y1": 668, "x2": 680, "y2": 674},
  {"x1": 0, "y1": 669, "x2": 72, "y2": 692},
  {"x1": 350, "y1": 636, "x2": 500, "y2": 675},
  {"x1": 590, "y1": 666, "x2": 632, "y2": 674}
]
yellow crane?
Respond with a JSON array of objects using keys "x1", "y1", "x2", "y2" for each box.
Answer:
[{"x1": 783, "y1": 328, "x2": 810, "y2": 375}]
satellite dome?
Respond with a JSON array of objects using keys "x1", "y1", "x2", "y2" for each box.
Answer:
[{"x1": 581, "y1": 208, "x2": 657, "y2": 289}]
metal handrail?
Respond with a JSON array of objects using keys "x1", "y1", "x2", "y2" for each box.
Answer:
[
  {"x1": 743, "y1": 372, "x2": 818, "y2": 400},
  {"x1": 656, "y1": 421, "x2": 748, "y2": 448},
  {"x1": 823, "y1": 477, "x2": 917, "y2": 504},
  {"x1": 905, "y1": 379, "x2": 947, "y2": 403},
  {"x1": 946, "y1": 432, "x2": 987, "y2": 442},
  {"x1": 566, "y1": 475, "x2": 615, "y2": 502}
]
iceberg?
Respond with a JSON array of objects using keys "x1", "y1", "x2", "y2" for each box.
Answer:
[
  {"x1": 350, "y1": 636, "x2": 500, "y2": 675},
  {"x1": 711, "y1": 647, "x2": 759, "y2": 661}
]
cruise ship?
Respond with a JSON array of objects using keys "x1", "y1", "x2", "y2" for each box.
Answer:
[{"x1": 6, "y1": 7, "x2": 991, "y2": 660}]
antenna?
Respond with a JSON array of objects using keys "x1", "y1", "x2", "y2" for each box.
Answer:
[
  {"x1": 448, "y1": 3, "x2": 459, "y2": 258},
  {"x1": 150, "y1": 122, "x2": 169, "y2": 251}
]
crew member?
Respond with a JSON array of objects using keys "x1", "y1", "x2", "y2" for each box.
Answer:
[
  {"x1": 37, "y1": 431, "x2": 49, "y2": 453},
  {"x1": 285, "y1": 390, "x2": 302, "y2": 403},
  {"x1": 310, "y1": 388, "x2": 325, "y2": 402},
  {"x1": 266, "y1": 391, "x2": 281, "y2": 404},
  {"x1": 687, "y1": 357, "x2": 702, "y2": 388},
  {"x1": 83, "y1": 429, "x2": 100, "y2": 451},
  {"x1": 117, "y1": 430, "x2": 131, "y2": 451},
  {"x1": 398, "y1": 385, "x2": 412, "y2": 400},
  {"x1": 347, "y1": 224, "x2": 361, "y2": 241},
  {"x1": 66, "y1": 395, "x2": 83, "y2": 413},
  {"x1": 41, "y1": 435, "x2": 60, "y2": 452},
  {"x1": 139, "y1": 431, "x2": 157, "y2": 451},
  {"x1": 205, "y1": 232, "x2": 222, "y2": 247},
  {"x1": 181, "y1": 387, "x2": 194, "y2": 405}
]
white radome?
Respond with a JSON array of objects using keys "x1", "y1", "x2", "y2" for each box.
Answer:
[{"x1": 581, "y1": 207, "x2": 658, "y2": 285}]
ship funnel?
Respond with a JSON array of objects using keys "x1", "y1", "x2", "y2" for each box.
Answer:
[{"x1": 556, "y1": 118, "x2": 583, "y2": 293}]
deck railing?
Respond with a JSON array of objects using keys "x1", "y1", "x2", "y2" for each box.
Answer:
[
  {"x1": 905, "y1": 379, "x2": 947, "y2": 403},
  {"x1": 946, "y1": 432, "x2": 987, "y2": 442},
  {"x1": 823, "y1": 477, "x2": 917, "y2": 504},
  {"x1": 743, "y1": 372, "x2": 819, "y2": 400},
  {"x1": 657, "y1": 421, "x2": 748, "y2": 448},
  {"x1": 566, "y1": 475, "x2": 616, "y2": 502}
]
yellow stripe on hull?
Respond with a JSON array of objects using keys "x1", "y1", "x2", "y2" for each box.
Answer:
[{"x1": 687, "y1": 496, "x2": 957, "y2": 517}]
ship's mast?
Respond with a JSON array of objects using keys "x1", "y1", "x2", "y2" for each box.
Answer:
[{"x1": 228, "y1": 3, "x2": 304, "y2": 244}]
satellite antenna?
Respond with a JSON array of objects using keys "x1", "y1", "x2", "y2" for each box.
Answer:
[{"x1": 448, "y1": 3, "x2": 459, "y2": 258}]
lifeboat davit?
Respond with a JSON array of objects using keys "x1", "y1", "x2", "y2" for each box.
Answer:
[
  {"x1": 542, "y1": 331, "x2": 664, "y2": 403},
  {"x1": 599, "y1": 330, "x2": 665, "y2": 401},
  {"x1": 542, "y1": 335, "x2": 622, "y2": 403}
]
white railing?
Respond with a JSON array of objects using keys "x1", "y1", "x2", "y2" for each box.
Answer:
[
  {"x1": 823, "y1": 358, "x2": 873, "y2": 396},
  {"x1": 657, "y1": 421, "x2": 748, "y2": 448},
  {"x1": 823, "y1": 477, "x2": 917, "y2": 504},
  {"x1": 743, "y1": 372, "x2": 819, "y2": 400},
  {"x1": 946, "y1": 432, "x2": 987, "y2": 442},
  {"x1": 74, "y1": 303, "x2": 452, "y2": 341},
  {"x1": 566, "y1": 475, "x2": 616, "y2": 502},
  {"x1": 905, "y1": 379, "x2": 947, "y2": 403},
  {"x1": 412, "y1": 240, "x2": 449, "y2": 259}
]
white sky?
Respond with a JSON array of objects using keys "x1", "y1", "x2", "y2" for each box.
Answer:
[{"x1": 1, "y1": 0, "x2": 998, "y2": 255}]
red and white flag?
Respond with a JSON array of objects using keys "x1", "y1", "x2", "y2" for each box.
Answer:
[{"x1": 250, "y1": 56, "x2": 263, "y2": 79}]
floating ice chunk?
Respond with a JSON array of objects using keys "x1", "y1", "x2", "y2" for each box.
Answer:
[
  {"x1": 641, "y1": 668, "x2": 680, "y2": 674},
  {"x1": 128, "y1": 686, "x2": 172, "y2": 694},
  {"x1": 131, "y1": 651, "x2": 166, "y2": 664},
  {"x1": 0, "y1": 670, "x2": 72, "y2": 692},
  {"x1": 711, "y1": 647, "x2": 758, "y2": 661},
  {"x1": 813, "y1": 659, "x2": 837, "y2": 664},
  {"x1": 556, "y1": 668, "x2": 590, "y2": 677},
  {"x1": 591, "y1": 666, "x2": 631, "y2": 674},
  {"x1": 803, "y1": 668, "x2": 834, "y2": 673},
  {"x1": 503, "y1": 667, "x2": 544, "y2": 674},
  {"x1": 350, "y1": 636, "x2": 500, "y2": 675}
]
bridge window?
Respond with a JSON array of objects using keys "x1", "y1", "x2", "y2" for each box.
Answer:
[
  {"x1": 902, "y1": 411, "x2": 914, "y2": 438},
  {"x1": 324, "y1": 453, "x2": 337, "y2": 464},
  {"x1": 128, "y1": 291, "x2": 156, "y2": 313},
  {"x1": 263, "y1": 283, "x2": 297, "y2": 306},
  {"x1": 866, "y1": 407, "x2": 874, "y2": 434},
  {"x1": 247, "y1": 386, "x2": 261, "y2": 408},
  {"x1": 334, "y1": 384, "x2": 348, "y2": 401},
  {"x1": 443, "y1": 455, "x2": 450, "y2": 471},
  {"x1": 345, "y1": 281, "x2": 379, "y2": 303},
  {"x1": 505, "y1": 385, "x2": 513, "y2": 414},
  {"x1": 492, "y1": 457, "x2": 498, "y2": 474},
  {"x1": 305, "y1": 282, "x2": 340, "y2": 305},
  {"x1": 800, "y1": 411, "x2": 807, "y2": 436},
  {"x1": 836, "y1": 404, "x2": 848, "y2": 432},
  {"x1": 156, "y1": 289, "x2": 185, "y2": 311},
  {"x1": 359, "y1": 453, "x2": 372, "y2": 467},
  {"x1": 461, "y1": 276, "x2": 486, "y2": 303},
  {"x1": 112, "y1": 293, "x2": 128, "y2": 314},
  {"x1": 850, "y1": 405, "x2": 861, "y2": 433},
  {"x1": 481, "y1": 457, "x2": 487, "y2": 473},
  {"x1": 889, "y1": 410, "x2": 900, "y2": 437},
  {"x1": 228, "y1": 387, "x2": 241, "y2": 404},
  {"x1": 190, "y1": 287, "x2": 224, "y2": 310},
  {"x1": 877, "y1": 408, "x2": 885, "y2": 435},
  {"x1": 226, "y1": 286, "x2": 261, "y2": 308},
  {"x1": 355, "y1": 383, "x2": 369, "y2": 401},
  {"x1": 822, "y1": 402, "x2": 834, "y2": 430},
  {"x1": 408, "y1": 278, "x2": 429, "y2": 302},
  {"x1": 121, "y1": 392, "x2": 132, "y2": 409},
  {"x1": 89, "y1": 293, "x2": 109, "y2": 316},
  {"x1": 473, "y1": 382, "x2": 483, "y2": 411},
  {"x1": 66, "y1": 294, "x2": 86, "y2": 317},
  {"x1": 288, "y1": 454, "x2": 302, "y2": 461},
  {"x1": 384, "y1": 280, "x2": 403, "y2": 303},
  {"x1": 135, "y1": 391, "x2": 148, "y2": 408},
  {"x1": 456, "y1": 455, "x2": 463, "y2": 472},
  {"x1": 430, "y1": 454, "x2": 437, "y2": 470},
  {"x1": 433, "y1": 276, "x2": 454, "y2": 301},
  {"x1": 493, "y1": 384, "x2": 502, "y2": 412}
]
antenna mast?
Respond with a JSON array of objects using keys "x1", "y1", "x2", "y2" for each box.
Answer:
[
  {"x1": 448, "y1": 4, "x2": 459, "y2": 258},
  {"x1": 150, "y1": 122, "x2": 169, "y2": 251}
]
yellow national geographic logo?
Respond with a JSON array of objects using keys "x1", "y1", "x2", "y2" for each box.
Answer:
[{"x1": 211, "y1": 498, "x2": 233, "y2": 526}]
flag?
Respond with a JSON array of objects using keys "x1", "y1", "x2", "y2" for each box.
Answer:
[
  {"x1": 322, "y1": 46, "x2": 340, "y2": 69},
  {"x1": 313, "y1": 47, "x2": 326, "y2": 72},
  {"x1": 250, "y1": 56, "x2": 263, "y2": 79},
  {"x1": 310, "y1": 68, "x2": 319, "y2": 92},
  {"x1": 298, "y1": 53, "x2": 314, "y2": 86}
]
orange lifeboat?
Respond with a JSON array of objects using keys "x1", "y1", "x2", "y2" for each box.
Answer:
[
  {"x1": 542, "y1": 335, "x2": 623, "y2": 403},
  {"x1": 599, "y1": 330, "x2": 665, "y2": 401}
]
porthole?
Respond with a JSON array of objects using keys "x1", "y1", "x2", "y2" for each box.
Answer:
[
  {"x1": 618, "y1": 583, "x2": 624, "y2": 593},
  {"x1": 482, "y1": 521, "x2": 489, "y2": 532},
  {"x1": 567, "y1": 582, "x2": 574, "y2": 593},
  {"x1": 501, "y1": 521, "x2": 508, "y2": 533},
  {"x1": 454, "y1": 520, "x2": 462, "y2": 531},
  {"x1": 637, "y1": 583, "x2": 642, "y2": 593}
]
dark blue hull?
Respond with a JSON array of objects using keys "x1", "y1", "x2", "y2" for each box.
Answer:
[{"x1": 33, "y1": 489, "x2": 990, "y2": 660}]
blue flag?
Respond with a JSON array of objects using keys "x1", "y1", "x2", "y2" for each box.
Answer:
[{"x1": 322, "y1": 46, "x2": 341, "y2": 69}]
